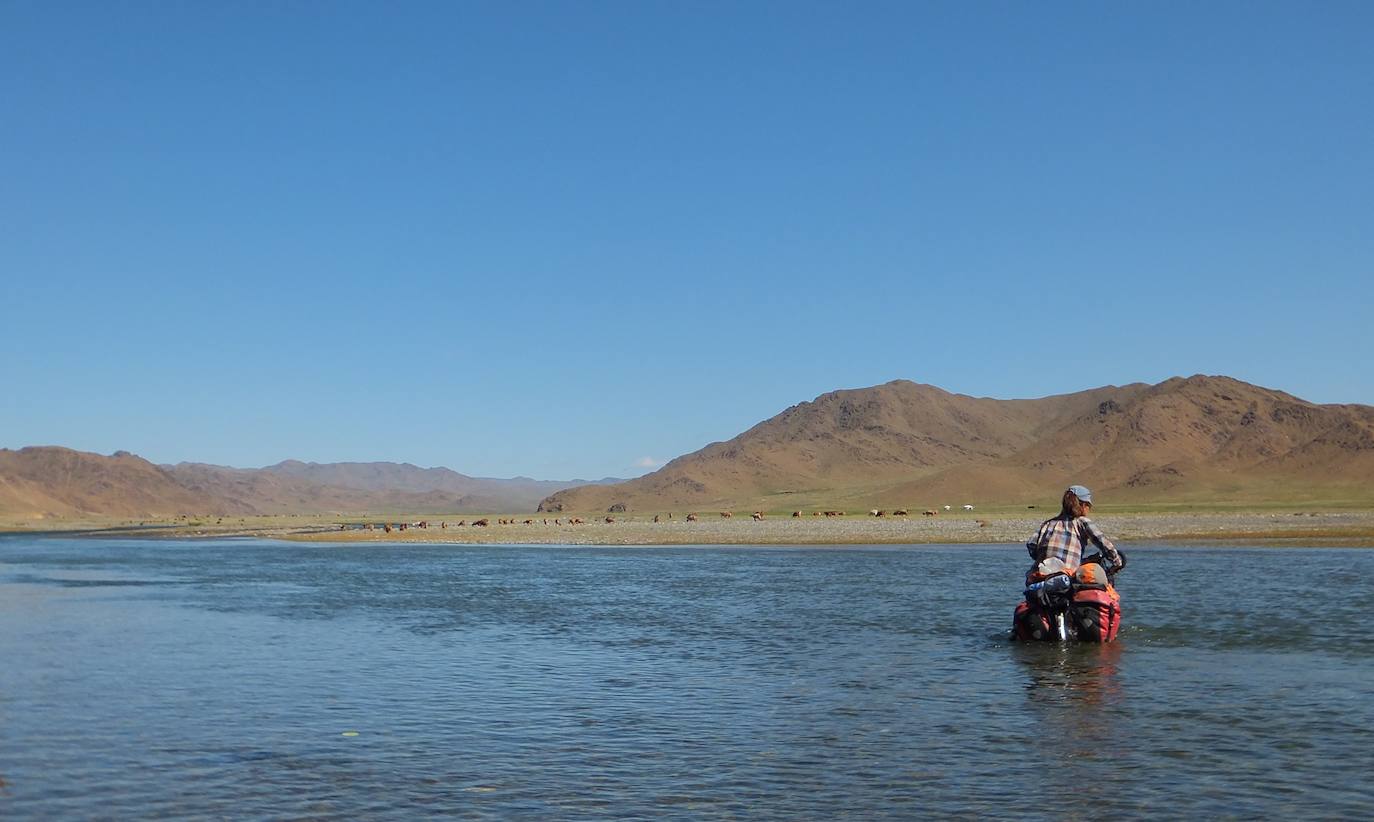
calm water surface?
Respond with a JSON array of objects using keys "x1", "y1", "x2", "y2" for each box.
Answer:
[{"x1": 2, "y1": 538, "x2": 1372, "y2": 819}]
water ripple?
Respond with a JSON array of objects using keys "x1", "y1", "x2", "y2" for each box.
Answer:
[{"x1": 0, "y1": 538, "x2": 1371, "y2": 818}]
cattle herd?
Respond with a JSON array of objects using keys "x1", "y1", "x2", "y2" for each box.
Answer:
[{"x1": 348, "y1": 504, "x2": 979, "y2": 531}]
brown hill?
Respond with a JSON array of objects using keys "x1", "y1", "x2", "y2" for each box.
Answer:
[
  {"x1": 0, "y1": 448, "x2": 620, "y2": 520},
  {"x1": 257, "y1": 460, "x2": 606, "y2": 510},
  {"x1": 539, "y1": 376, "x2": 1374, "y2": 512},
  {"x1": 0, "y1": 447, "x2": 227, "y2": 519}
]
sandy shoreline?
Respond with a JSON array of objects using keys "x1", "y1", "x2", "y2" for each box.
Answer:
[{"x1": 7, "y1": 511, "x2": 1374, "y2": 547}]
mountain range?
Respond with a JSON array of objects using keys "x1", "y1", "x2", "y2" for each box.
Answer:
[
  {"x1": 538, "y1": 375, "x2": 1374, "y2": 512},
  {"x1": 0, "y1": 450, "x2": 619, "y2": 519},
  {"x1": 4, "y1": 375, "x2": 1372, "y2": 520}
]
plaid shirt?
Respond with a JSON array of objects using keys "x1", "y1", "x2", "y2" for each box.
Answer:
[{"x1": 1026, "y1": 516, "x2": 1120, "y2": 569}]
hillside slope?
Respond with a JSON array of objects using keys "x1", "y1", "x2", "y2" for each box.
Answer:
[
  {"x1": 540, "y1": 376, "x2": 1374, "y2": 512},
  {"x1": 0, "y1": 447, "x2": 228, "y2": 518},
  {"x1": 0, "y1": 449, "x2": 616, "y2": 519}
]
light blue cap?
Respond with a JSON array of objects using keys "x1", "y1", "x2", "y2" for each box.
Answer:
[{"x1": 1068, "y1": 485, "x2": 1093, "y2": 504}]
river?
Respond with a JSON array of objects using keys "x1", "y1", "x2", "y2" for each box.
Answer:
[{"x1": 2, "y1": 537, "x2": 1371, "y2": 818}]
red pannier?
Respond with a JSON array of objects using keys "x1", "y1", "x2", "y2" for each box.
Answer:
[
  {"x1": 1070, "y1": 586, "x2": 1121, "y2": 642},
  {"x1": 1013, "y1": 600, "x2": 1052, "y2": 641}
]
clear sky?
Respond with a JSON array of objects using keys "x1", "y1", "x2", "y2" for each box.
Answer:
[{"x1": 3, "y1": 1, "x2": 1371, "y2": 478}]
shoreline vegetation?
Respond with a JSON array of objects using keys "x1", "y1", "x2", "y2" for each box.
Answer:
[{"x1": 4, "y1": 509, "x2": 1374, "y2": 547}]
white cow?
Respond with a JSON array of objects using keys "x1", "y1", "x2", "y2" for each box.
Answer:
[
  {"x1": 943, "y1": 505, "x2": 951, "y2": 511},
  {"x1": 962, "y1": 504, "x2": 975, "y2": 511}
]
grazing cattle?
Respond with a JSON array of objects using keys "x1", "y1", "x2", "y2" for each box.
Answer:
[
  {"x1": 653, "y1": 514, "x2": 661, "y2": 523},
  {"x1": 944, "y1": 505, "x2": 952, "y2": 511},
  {"x1": 720, "y1": 512, "x2": 733, "y2": 518},
  {"x1": 812, "y1": 511, "x2": 821, "y2": 517},
  {"x1": 893, "y1": 509, "x2": 909, "y2": 516},
  {"x1": 963, "y1": 505, "x2": 975, "y2": 511},
  {"x1": 523, "y1": 519, "x2": 533, "y2": 525},
  {"x1": 976, "y1": 519, "x2": 990, "y2": 527},
  {"x1": 751, "y1": 512, "x2": 764, "y2": 521},
  {"x1": 793, "y1": 511, "x2": 802, "y2": 518},
  {"x1": 571, "y1": 517, "x2": 585, "y2": 525},
  {"x1": 923, "y1": 510, "x2": 937, "y2": 517},
  {"x1": 686, "y1": 513, "x2": 699, "y2": 522},
  {"x1": 472, "y1": 518, "x2": 489, "y2": 527},
  {"x1": 822, "y1": 510, "x2": 845, "y2": 517},
  {"x1": 456, "y1": 520, "x2": 466, "y2": 526},
  {"x1": 869, "y1": 509, "x2": 880, "y2": 517},
  {"x1": 605, "y1": 516, "x2": 615, "y2": 523}
]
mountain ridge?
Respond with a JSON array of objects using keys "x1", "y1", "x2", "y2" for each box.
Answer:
[
  {"x1": 0, "y1": 447, "x2": 623, "y2": 519},
  {"x1": 538, "y1": 375, "x2": 1374, "y2": 512},
  {"x1": 5, "y1": 375, "x2": 1372, "y2": 519}
]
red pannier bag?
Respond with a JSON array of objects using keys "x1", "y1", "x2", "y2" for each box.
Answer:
[
  {"x1": 1013, "y1": 600, "x2": 1052, "y2": 641},
  {"x1": 1070, "y1": 585, "x2": 1121, "y2": 642}
]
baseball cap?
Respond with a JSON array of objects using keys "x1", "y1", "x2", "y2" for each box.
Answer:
[{"x1": 1068, "y1": 485, "x2": 1093, "y2": 504}]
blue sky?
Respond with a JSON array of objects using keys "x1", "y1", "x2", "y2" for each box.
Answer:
[{"x1": 3, "y1": 1, "x2": 1371, "y2": 478}]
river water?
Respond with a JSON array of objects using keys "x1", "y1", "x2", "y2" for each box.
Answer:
[{"x1": 1, "y1": 537, "x2": 1371, "y2": 819}]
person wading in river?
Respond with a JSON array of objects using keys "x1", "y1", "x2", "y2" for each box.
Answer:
[{"x1": 1026, "y1": 485, "x2": 1124, "y2": 573}]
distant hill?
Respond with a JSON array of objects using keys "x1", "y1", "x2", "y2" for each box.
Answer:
[
  {"x1": 0, "y1": 448, "x2": 620, "y2": 520},
  {"x1": 0, "y1": 447, "x2": 225, "y2": 518},
  {"x1": 8, "y1": 375, "x2": 1372, "y2": 520},
  {"x1": 538, "y1": 376, "x2": 1374, "y2": 512}
]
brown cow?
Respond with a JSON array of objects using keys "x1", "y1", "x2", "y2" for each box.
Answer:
[
  {"x1": 893, "y1": 509, "x2": 909, "y2": 516},
  {"x1": 605, "y1": 516, "x2": 616, "y2": 524},
  {"x1": 720, "y1": 512, "x2": 733, "y2": 518},
  {"x1": 793, "y1": 511, "x2": 802, "y2": 518},
  {"x1": 653, "y1": 514, "x2": 661, "y2": 523},
  {"x1": 923, "y1": 510, "x2": 937, "y2": 517},
  {"x1": 751, "y1": 512, "x2": 764, "y2": 521},
  {"x1": 473, "y1": 518, "x2": 489, "y2": 527},
  {"x1": 686, "y1": 513, "x2": 698, "y2": 522}
]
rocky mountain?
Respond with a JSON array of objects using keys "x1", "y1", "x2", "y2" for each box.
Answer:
[
  {"x1": 7, "y1": 375, "x2": 1371, "y2": 520},
  {"x1": 0, "y1": 448, "x2": 619, "y2": 519},
  {"x1": 0, "y1": 447, "x2": 227, "y2": 518},
  {"x1": 539, "y1": 376, "x2": 1374, "y2": 512}
]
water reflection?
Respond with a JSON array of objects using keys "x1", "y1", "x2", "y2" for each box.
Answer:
[{"x1": 1013, "y1": 641, "x2": 1124, "y2": 707}]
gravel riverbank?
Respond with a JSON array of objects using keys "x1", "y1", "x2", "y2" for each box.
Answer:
[{"x1": 278, "y1": 511, "x2": 1374, "y2": 547}]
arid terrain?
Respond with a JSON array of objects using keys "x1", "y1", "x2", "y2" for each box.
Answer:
[
  {"x1": 0, "y1": 448, "x2": 619, "y2": 519},
  {"x1": 540, "y1": 375, "x2": 1374, "y2": 513},
  {"x1": 3, "y1": 375, "x2": 1373, "y2": 530},
  {"x1": 7, "y1": 508, "x2": 1373, "y2": 547}
]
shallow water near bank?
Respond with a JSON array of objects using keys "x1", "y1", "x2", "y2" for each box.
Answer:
[{"x1": 1, "y1": 537, "x2": 1372, "y2": 818}]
